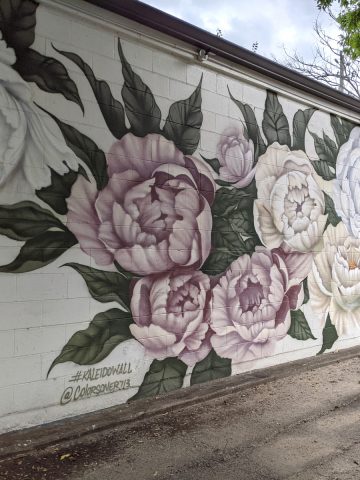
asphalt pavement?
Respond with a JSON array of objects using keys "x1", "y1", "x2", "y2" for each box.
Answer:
[{"x1": 1, "y1": 347, "x2": 360, "y2": 479}]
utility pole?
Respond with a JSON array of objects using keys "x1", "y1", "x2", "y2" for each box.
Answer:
[{"x1": 339, "y1": 50, "x2": 345, "y2": 92}]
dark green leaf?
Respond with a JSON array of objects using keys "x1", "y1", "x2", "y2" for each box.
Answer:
[
  {"x1": 114, "y1": 260, "x2": 135, "y2": 280},
  {"x1": 118, "y1": 39, "x2": 161, "y2": 136},
  {"x1": 36, "y1": 165, "x2": 88, "y2": 215},
  {"x1": 317, "y1": 314, "x2": 338, "y2": 355},
  {"x1": 130, "y1": 358, "x2": 187, "y2": 401},
  {"x1": 200, "y1": 155, "x2": 220, "y2": 174},
  {"x1": 311, "y1": 159, "x2": 335, "y2": 181},
  {"x1": 228, "y1": 88, "x2": 266, "y2": 161},
  {"x1": 37, "y1": 106, "x2": 108, "y2": 190},
  {"x1": 310, "y1": 131, "x2": 338, "y2": 166},
  {"x1": 310, "y1": 131, "x2": 338, "y2": 181},
  {"x1": 48, "y1": 308, "x2": 132, "y2": 374},
  {"x1": 262, "y1": 90, "x2": 291, "y2": 147},
  {"x1": 202, "y1": 248, "x2": 238, "y2": 276},
  {"x1": 163, "y1": 76, "x2": 203, "y2": 154},
  {"x1": 292, "y1": 107, "x2": 316, "y2": 151},
  {"x1": 212, "y1": 182, "x2": 258, "y2": 216},
  {"x1": 190, "y1": 349, "x2": 231, "y2": 385},
  {"x1": 0, "y1": 0, "x2": 38, "y2": 51},
  {"x1": 55, "y1": 47, "x2": 127, "y2": 139},
  {"x1": 303, "y1": 278, "x2": 309, "y2": 304},
  {"x1": 324, "y1": 191, "x2": 341, "y2": 228},
  {"x1": 202, "y1": 184, "x2": 261, "y2": 275},
  {"x1": 0, "y1": 230, "x2": 77, "y2": 273},
  {"x1": 330, "y1": 114, "x2": 357, "y2": 147},
  {"x1": 288, "y1": 310, "x2": 316, "y2": 340},
  {"x1": 215, "y1": 179, "x2": 234, "y2": 187},
  {"x1": 63, "y1": 263, "x2": 131, "y2": 311},
  {"x1": 0, "y1": 201, "x2": 65, "y2": 241},
  {"x1": 15, "y1": 49, "x2": 83, "y2": 112}
]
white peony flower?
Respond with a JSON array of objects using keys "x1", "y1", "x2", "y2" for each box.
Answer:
[
  {"x1": 217, "y1": 125, "x2": 255, "y2": 188},
  {"x1": 333, "y1": 126, "x2": 360, "y2": 237},
  {"x1": 0, "y1": 36, "x2": 78, "y2": 194},
  {"x1": 254, "y1": 143, "x2": 327, "y2": 253},
  {"x1": 309, "y1": 222, "x2": 360, "y2": 336}
]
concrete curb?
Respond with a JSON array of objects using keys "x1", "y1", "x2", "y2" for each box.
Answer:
[{"x1": 1, "y1": 346, "x2": 360, "y2": 460}]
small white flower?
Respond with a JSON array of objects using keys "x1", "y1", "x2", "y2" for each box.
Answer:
[{"x1": 217, "y1": 125, "x2": 255, "y2": 188}]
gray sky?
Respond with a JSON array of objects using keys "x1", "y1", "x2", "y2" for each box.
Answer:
[{"x1": 142, "y1": 0, "x2": 339, "y2": 60}]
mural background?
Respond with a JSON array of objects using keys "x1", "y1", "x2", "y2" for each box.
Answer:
[{"x1": 0, "y1": 0, "x2": 359, "y2": 432}]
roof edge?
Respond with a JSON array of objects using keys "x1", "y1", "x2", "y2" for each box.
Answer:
[{"x1": 85, "y1": 0, "x2": 360, "y2": 116}]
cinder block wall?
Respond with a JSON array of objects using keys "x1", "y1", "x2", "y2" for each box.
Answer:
[{"x1": 0, "y1": 0, "x2": 359, "y2": 433}]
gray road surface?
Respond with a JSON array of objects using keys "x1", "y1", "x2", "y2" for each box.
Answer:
[{"x1": 2, "y1": 354, "x2": 360, "y2": 479}]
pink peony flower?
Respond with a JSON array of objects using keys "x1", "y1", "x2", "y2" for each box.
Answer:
[
  {"x1": 130, "y1": 270, "x2": 212, "y2": 366},
  {"x1": 211, "y1": 246, "x2": 312, "y2": 363},
  {"x1": 67, "y1": 133, "x2": 215, "y2": 275},
  {"x1": 217, "y1": 125, "x2": 255, "y2": 188}
]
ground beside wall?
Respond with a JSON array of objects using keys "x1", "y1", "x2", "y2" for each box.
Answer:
[{"x1": 0, "y1": 0, "x2": 359, "y2": 433}]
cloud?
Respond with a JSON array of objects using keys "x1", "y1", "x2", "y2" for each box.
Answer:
[{"x1": 142, "y1": 0, "x2": 338, "y2": 60}]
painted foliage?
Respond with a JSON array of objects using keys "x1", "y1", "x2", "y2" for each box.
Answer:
[{"x1": 0, "y1": 0, "x2": 359, "y2": 401}]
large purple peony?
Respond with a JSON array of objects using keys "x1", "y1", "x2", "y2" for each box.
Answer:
[
  {"x1": 130, "y1": 270, "x2": 212, "y2": 366},
  {"x1": 67, "y1": 133, "x2": 215, "y2": 275},
  {"x1": 211, "y1": 247, "x2": 312, "y2": 363}
]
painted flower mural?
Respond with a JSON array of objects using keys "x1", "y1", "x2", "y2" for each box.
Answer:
[
  {"x1": 0, "y1": 0, "x2": 359, "y2": 403},
  {"x1": 217, "y1": 125, "x2": 255, "y2": 188},
  {"x1": 309, "y1": 222, "x2": 360, "y2": 336},
  {"x1": 334, "y1": 127, "x2": 360, "y2": 238},
  {"x1": 130, "y1": 270, "x2": 212, "y2": 366},
  {"x1": 67, "y1": 133, "x2": 215, "y2": 275},
  {"x1": 254, "y1": 144, "x2": 327, "y2": 253},
  {"x1": 0, "y1": 34, "x2": 78, "y2": 194},
  {"x1": 211, "y1": 247, "x2": 312, "y2": 362}
]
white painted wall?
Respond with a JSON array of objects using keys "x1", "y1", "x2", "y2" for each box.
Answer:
[{"x1": 0, "y1": 0, "x2": 359, "y2": 433}]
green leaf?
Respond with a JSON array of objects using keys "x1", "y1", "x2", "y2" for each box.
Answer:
[
  {"x1": 324, "y1": 191, "x2": 341, "y2": 228},
  {"x1": 163, "y1": 76, "x2": 203, "y2": 154},
  {"x1": 130, "y1": 358, "x2": 187, "y2": 401},
  {"x1": 202, "y1": 184, "x2": 261, "y2": 275},
  {"x1": 63, "y1": 263, "x2": 131, "y2": 311},
  {"x1": 201, "y1": 249, "x2": 236, "y2": 276},
  {"x1": 114, "y1": 260, "x2": 135, "y2": 281},
  {"x1": 310, "y1": 132, "x2": 338, "y2": 181},
  {"x1": 0, "y1": 0, "x2": 38, "y2": 51},
  {"x1": 36, "y1": 166, "x2": 88, "y2": 215},
  {"x1": 317, "y1": 314, "x2": 338, "y2": 355},
  {"x1": 38, "y1": 107, "x2": 108, "y2": 190},
  {"x1": 212, "y1": 182, "x2": 258, "y2": 215},
  {"x1": 228, "y1": 88, "x2": 266, "y2": 161},
  {"x1": 200, "y1": 155, "x2": 220, "y2": 174},
  {"x1": 0, "y1": 201, "x2": 65, "y2": 241},
  {"x1": 292, "y1": 107, "x2": 316, "y2": 151},
  {"x1": 55, "y1": 47, "x2": 127, "y2": 139},
  {"x1": 330, "y1": 114, "x2": 356, "y2": 148},
  {"x1": 0, "y1": 230, "x2": 77, "y2": 273},
  {"x1": 190, "y1": 349, "x2": 231, "y2": 385},
  {"x1": 48, "y1": 308, "x2": 132, "y2": 374},
  {"x1": 118, "y1": 39, "x2": 161, "y2": 136},
  {"x1": 14, "y1": 49, "x2": 83, "y2": 112},
  {"x1": 310, "y1": 131, "x2": 338, "y2": 166},
  {"x1": 303, "y1": 278, "x2": 309, "y2": 304},
  {"x1": 311, "y1": 160, "x2": 335, "y2": 181},
  {"x1": 262, "y1": 90, "x2": 291, "y2": 147},
  {"x1": 288, "y1": 310, "x2": 316, "y2": 340}
]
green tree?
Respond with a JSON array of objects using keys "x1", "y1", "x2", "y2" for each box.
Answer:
[{"x1": 317, "y1": 1, "x2": 360, "y2": 58}]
